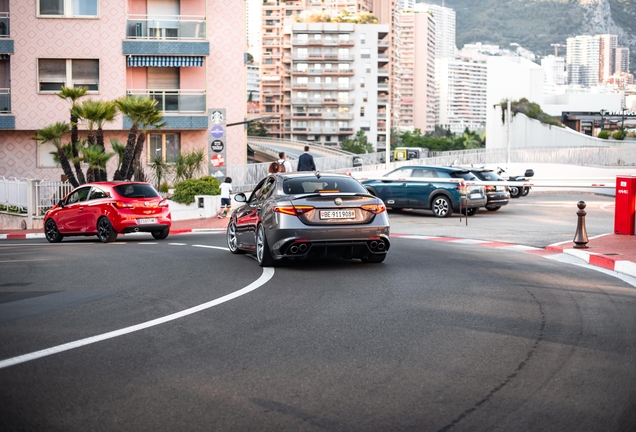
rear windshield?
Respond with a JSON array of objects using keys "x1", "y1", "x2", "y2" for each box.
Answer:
[
  {"x1": 476, "y1": 171, "x2": 502, "y2": 181},
  {"x1": 114, "y1": 184, "x2": 159, "y2": 199},
  {"x1": 282, "y1": 177, "x2": 367, "y2": 194},
  {"x1": 451, "y1": 172, "x2": 478, "y2": 181}
]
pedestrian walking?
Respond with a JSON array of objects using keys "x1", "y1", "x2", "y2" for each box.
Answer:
[
  {"x1": 217, "y1": 176, "x2": 232, "y2": 218},
  {"x1": 278, "y1": 151, "x2": 293, "y2": 173},
  {"x1": 268, "y1": 161, "x2": 280, "y2": 174},
  {"x1": 297, "y1": 146, "x2": 316, "y2": 172}
]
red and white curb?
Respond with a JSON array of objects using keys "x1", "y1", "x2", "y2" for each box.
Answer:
[{"x1": 392, "y1": 234, "x2": 636, "y2": 279}]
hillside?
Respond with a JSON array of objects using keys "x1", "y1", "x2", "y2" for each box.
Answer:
[{"x1": 418, "y1": 0, "x2": 636, "y2": 74}]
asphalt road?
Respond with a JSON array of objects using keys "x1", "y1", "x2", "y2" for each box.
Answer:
[{"x1": 0, "y1": 192, "x2": 635, "y2": 432}]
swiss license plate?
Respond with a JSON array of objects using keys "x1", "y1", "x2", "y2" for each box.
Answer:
[
  {"x1": 469, "y1": 193, "x2": 482, "y2": 199},
  {"x1": 496, "y1": 186, "x2": 504, "y2": 191},
  {"x1": 137, "y1": 218, "x2": 157, "y2": 224},
  {"x1": 319, "y1": 209, "x2": 355, "y2": 219}
]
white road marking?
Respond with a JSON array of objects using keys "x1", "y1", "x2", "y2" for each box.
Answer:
[
  {"x1": 169, "y1": 243, "x2": 187, "y2": 246},
  {"x1": 138, "y1": 242, "x2": 158, "y2": 245},
  {"x1": 0, "y1": 267, "x2": 275, "y2": 370},
  {"x1": 193, "y1": 245, "x2": 229, "y2": 251}
]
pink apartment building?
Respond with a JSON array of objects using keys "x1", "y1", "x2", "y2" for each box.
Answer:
[{"x1": 0, "y1": 0, "x2": 245, "y2": 182}]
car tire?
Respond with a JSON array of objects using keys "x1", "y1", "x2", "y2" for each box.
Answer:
[
  {"x1": 466, "y1": 207, "x2": 478, "y2": 216},
  {"x1": 151, "y1": 228, "x2": 169, "y2": 240},
  {"x1": 227, "y1": 220, "x2": 244, "y2": 254},
  {"x1": 509, "y1": 186, "x2": 521, "y2": 198},
  {"x1": 520, "y1": 187, "x2": 530, "y2": 197},
  {"x1": 44, "y1": 219, "x2": 63, "y2": 243},
  {"x1": 97, "y1": 217, "x2": 118, "y2": 243},
  {"x1": 486, "y1": 205, "x2": 501, "y2": 211},
  {"x1": 361, "y1": 254, "x2": 386, "y2": 264},
  {"x1": 432, "y1": 195, "x2": 452, "y2": 218},
  {"x1": 256, "y1": 224, "x2": 275, "y2": 267}
]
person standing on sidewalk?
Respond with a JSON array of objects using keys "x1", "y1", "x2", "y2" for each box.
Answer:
[
  {"x1": 278, "y1": 151, "x2": 293, "y2": 173},
  {"x1": 297, "y1": 146, "x2": 316, "y2": 172},
  {"x1": 217, "y1": 177, "x2": 233, "y2": 218}
]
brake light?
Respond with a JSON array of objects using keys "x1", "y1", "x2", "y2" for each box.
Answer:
[
  {"x1": 274, "y1": 205, "x2": 315, "y2": 216},
  {"x1": 113, "y1": 201, "x2": 133, "y2": 209},
  {"x1": 361, "y1": 204, "x2": 386, "y2": 214},
  {"x1": 158, "y1": 199, "x2": 169, "y2": 208},
  {"x1": 485, "y1": 185, "x2": 495, "y2": 192}
]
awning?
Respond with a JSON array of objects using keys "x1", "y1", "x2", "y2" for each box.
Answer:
[{"x1": 126, "y1": 56, "x2": 204, "y2": 67}]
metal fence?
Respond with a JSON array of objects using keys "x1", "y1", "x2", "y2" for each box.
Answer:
[
  {"x1": 0, "y1": 176, "x2": 28, "y2": 212},
  {"x1": 34, "y1": 181, "x2": 73, "y2": 216}
]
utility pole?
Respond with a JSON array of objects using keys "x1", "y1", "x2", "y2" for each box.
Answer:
[
  {"x1": 385, "y1": 103, "x2": 391, "y2": 170},
  {"x1": 506, "y1": 99, "x2": 511, "y2": 164}
]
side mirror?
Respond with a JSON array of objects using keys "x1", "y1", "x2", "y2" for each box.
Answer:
[
  {"x1": 234, "y1": 193, "x2": 246, "y2": 203},
  {"x1": 58, "y1": 199, "x2": 65, "y2": 208}
]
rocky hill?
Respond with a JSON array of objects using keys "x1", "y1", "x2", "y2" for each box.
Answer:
[{"x1": 419, "y1": 0, "x2": 636, "y2": 74}]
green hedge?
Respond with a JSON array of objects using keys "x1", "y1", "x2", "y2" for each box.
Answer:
[
  {"x1": 597, "y1": 130, "x2": 611, "y2": 139},
  {"x1": 172, "y1": 176, "x2": 221, "y2": 204}
]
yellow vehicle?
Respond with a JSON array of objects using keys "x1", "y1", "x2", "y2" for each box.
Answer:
[{"x1": 393, "y1": 147, "x2": 428, "y2": 161}]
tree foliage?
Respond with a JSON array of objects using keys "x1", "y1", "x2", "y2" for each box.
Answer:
[
  {"x1": 498, "y1": 98, "x2": 563, "y2": 127},
  {"x1": 396, "y1": 127, "x2": 484, "y2": 152},
  {"x1": 341, "y1": 130, "x2": 373, "y2": 154}
]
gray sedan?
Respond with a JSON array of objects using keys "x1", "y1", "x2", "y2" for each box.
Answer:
[{"x1": 226, "y1": 172, "x2": 391, "y2": 266}]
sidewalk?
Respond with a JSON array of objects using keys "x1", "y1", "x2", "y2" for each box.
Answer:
[{"x1": 1, "y1": 217, "x2": 635, "y2": 279}]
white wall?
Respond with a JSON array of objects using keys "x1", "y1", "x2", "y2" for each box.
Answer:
[{"x1": 542, "y1": 93, "x2": 623, "y2": 116}]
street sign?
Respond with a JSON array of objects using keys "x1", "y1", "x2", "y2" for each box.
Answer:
[
  {"x1": 211, "y1": 154, "x2": 224, "y2": 168},
  {"x1": 211, "y1": 140, "x2": 224, "y2": 152}
]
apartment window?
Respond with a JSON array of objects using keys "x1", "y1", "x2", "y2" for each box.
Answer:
[
  {"x1": 324, "y1": 77, "x2": 332, "y2": 84},
  {"x1": 39, "y1": 0, "x2": 98, "y2": 17},
  {"x1": 313, "y1": 77, "x2": 321, "y2": 84},
  {"x1": 338, "y1": 63, "x2": 350, "y2": 71},
  {"x1": 313, "y1": 92, "x2": 321, "y2": 100},
  {"x1": 360, "y1": 48, "x2": 371, "y2": 59},
  {"x1": 324, "y1": 63, "x2": 332, "y2": 70},
  {"x1": 338, "y1": 77, "x2": 349, "y2": 89},
  {"x1": 366, "y1": 62, "x2": 371, "y2": 73},
  {"x1": 297, "y1": 76, "x2": 308, "y2": 84},
  {"x1": 296, "y1": 91, "x2": 307, "y2": 100},
  {"x1": 360, "y1": 107, "x2": 365, "y2": 117},
  {"x1": 360, "y1": 77, "x2": 365, "y2": 88},
  {"x1": 38, "y1": 59, "x2": 99, "y2": 92},
  {"x1": 339, "y1": 33, "x2": 350, "y2": 42},
  {"x1": 38, "y1": 143, "x2": 58, "y2": 168},
  {"x1": 360, "y1": 33, "x2": 366, "y2": 44},
  {"x1": 338, "y1": 92, "x2": 348, "y2": 103},
  {"x1": 296, "y1": 63, "x2": 308, "y2": 72},
  {"x1": 338, "y1": 48, "x2": 349, "y2": 58},
  {"x1": 296, "y1": 48, "x2": 308, "y2": 59},
  {"x1": 363, "y1": 91, "x2": 368, "y2": 102},
  {"x1": 148, "y1": 133, "x2": 180, "y2": 163},
  {"x1": 313, "y1": 34, "x2": 321, "y2": 41},
  {"x1": 297, "y1": 33, "x2": 308, "y2": 41}
]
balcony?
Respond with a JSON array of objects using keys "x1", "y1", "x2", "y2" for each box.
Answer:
[
  {"x1": 0, "y1": 88, "x2": 10, "y2": 112},
  {"x1": 308, "y1": 127, "x2": 322, "y2": 134},
  {"x1": 292, "y1": 112, "x2": 308, "y2": 118},
  {"x1": 377, "y1": 82, "x2": 389, "y2": 90},
  {"x1": 127, "y1": 89, "x2": 206, "y2": 113},
  {"x1": 292, "y1": 82, "x2": 308, "y2": 89},
  {"x1": 308, "y1": 112, "x2": 323, "y2": 119},
  {"x1": 338, "y1": 128, "x2": 353, "y2": 134},
  {"x1": 0, "y1": 12, "x2": 9, "y2": 38},
  {"x1": 126, "y1": 15, "x2": 206, "y2": 40}
]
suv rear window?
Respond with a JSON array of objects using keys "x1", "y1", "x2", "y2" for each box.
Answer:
[
  {"x1": 283, "y1": 177, "x2": 367, "y2": 194},
  {"x1": 114, "y1": 184, "x2": 159, "y2": 199}
]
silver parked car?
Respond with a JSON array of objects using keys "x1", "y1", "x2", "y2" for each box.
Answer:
[{"x1": 226, "y1": 172, "x2": 390, "y2": 266}]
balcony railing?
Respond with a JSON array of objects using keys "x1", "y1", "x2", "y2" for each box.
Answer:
[
  {"x1": 0, "y1": 13, "x2": 9, "y2": 38},
  {"x1": 127, "y1": 89, "x2": 206, "y2": 113},
  {"x1": 126, "y1": 15, "x2": 206, "y2": 40},
  {"x1": 0, "y1": 88, "x2": 10, "y2": 112}
]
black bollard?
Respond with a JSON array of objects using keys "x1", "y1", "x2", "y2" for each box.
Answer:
[{"x1": 573, "y1": 201, "x2": 589, "y2": 249}]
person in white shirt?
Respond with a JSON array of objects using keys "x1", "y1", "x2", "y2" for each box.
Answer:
[
  {"x1": 217, "y1": 177, "x2": 233, "y2": 218},
  {"x1": 278, "y1": 152, "x2": 293, "y2": 173}
]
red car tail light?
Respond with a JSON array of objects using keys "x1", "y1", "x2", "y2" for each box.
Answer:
[
  {"x1": 158, "y1": 199, "x2": 169, "y2": 208},
  {"x1": 274, "y1": 205, "x2": 315, "y2": 216},
  {"x1": 485, "y1": 185, "x2": 495, "y2": 192},
  {"x1": 113, "y1": 201, "x2": 133, "y2": 209},
  {"x1": 361, "y1": 204, "x2": 386, "y2": 214}
]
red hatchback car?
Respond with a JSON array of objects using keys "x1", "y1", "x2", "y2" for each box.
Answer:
[{"x1": 44, "y1": 181, "x2": 171, "y2": 243}]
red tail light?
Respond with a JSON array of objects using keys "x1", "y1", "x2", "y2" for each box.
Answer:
[
  {"x1": 361, "y1": 204, "x2": 386, "y2": 214},
  {"x1": 485, "y1": 185, "x2": 495, "y2": 192},
  {"x1": 274, "y1": 205, "x2": 315, "y2": 216},
  {"x1": 158, "y1": 199, "x2": 169, "y2": 208},
  {"x1": 113, "y1": 201, "x2": 133, "y2": 209}
]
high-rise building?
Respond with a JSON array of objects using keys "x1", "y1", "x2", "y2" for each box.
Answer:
[
  {"x1": 616, "y1": 47, "x2": 630, "y2": 74},
  {"x1": 397, "y1": 0, "x2": 415, "y2": 10},
  {"x1": 414, "y1": 3, "x2": 456, "y2": 59},
  {"x1": 566, "y1": 35, "x2": 600, "y2": 87},
  {"x1": 436, "y1": 59, "x2": 487, "y2": 133},
  {"x1": 246, "y1": 0, "x2": 263, "y2": 63},
  {"x1": 599, "y1": 34, "x2": 618, "y2": 83},
  {"x1": 541, "y1": 55, "x2": 566, "y2": 93},
  {"x1": 259, "y1": 0, "x2": 394, "y2": 149},
  {"x1": 0, "y1": 0, "x2": 245, "y2": 181},
  {"x1": 397, "y1": 9, "x2": 436, "y2": 132}
]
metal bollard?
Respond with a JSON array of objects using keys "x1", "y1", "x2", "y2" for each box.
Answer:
[{"x1": 573, "y1": 200, "x2": 589, "y2": 249}]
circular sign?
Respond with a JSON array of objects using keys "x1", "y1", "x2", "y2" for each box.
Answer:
[
  {"x1": 210, "y1": 125, "x2": 224, "y2": 139},
  {"x1": 211, "y1": 154, "x2": 224, "y2": 168},
  {"x1": 211, "y1": 140, "x2": 224, "y2": 152}
]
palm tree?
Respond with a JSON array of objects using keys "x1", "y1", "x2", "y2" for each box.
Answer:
[
  {"x1": 77, "y1": 99, "x2": 118, "y2": 180},
  {"x1": 115, "y1": 96, "x2": 162, "y2": 181},
  {"x1": 58, "y1": 86, "x2": 88, "y2": 184},
  {"x1": 129, "y1": 106, "x2": 166, "y2": 181},
  {"x1": 110, "y1": 138, "x2": 127, "y2": 176},
  {"x1": 33, "y1": 122, "x2": 79, "y2": 187},
  {"x1": 82, "y1": 144, "x2": 115, "y2": 183}
]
